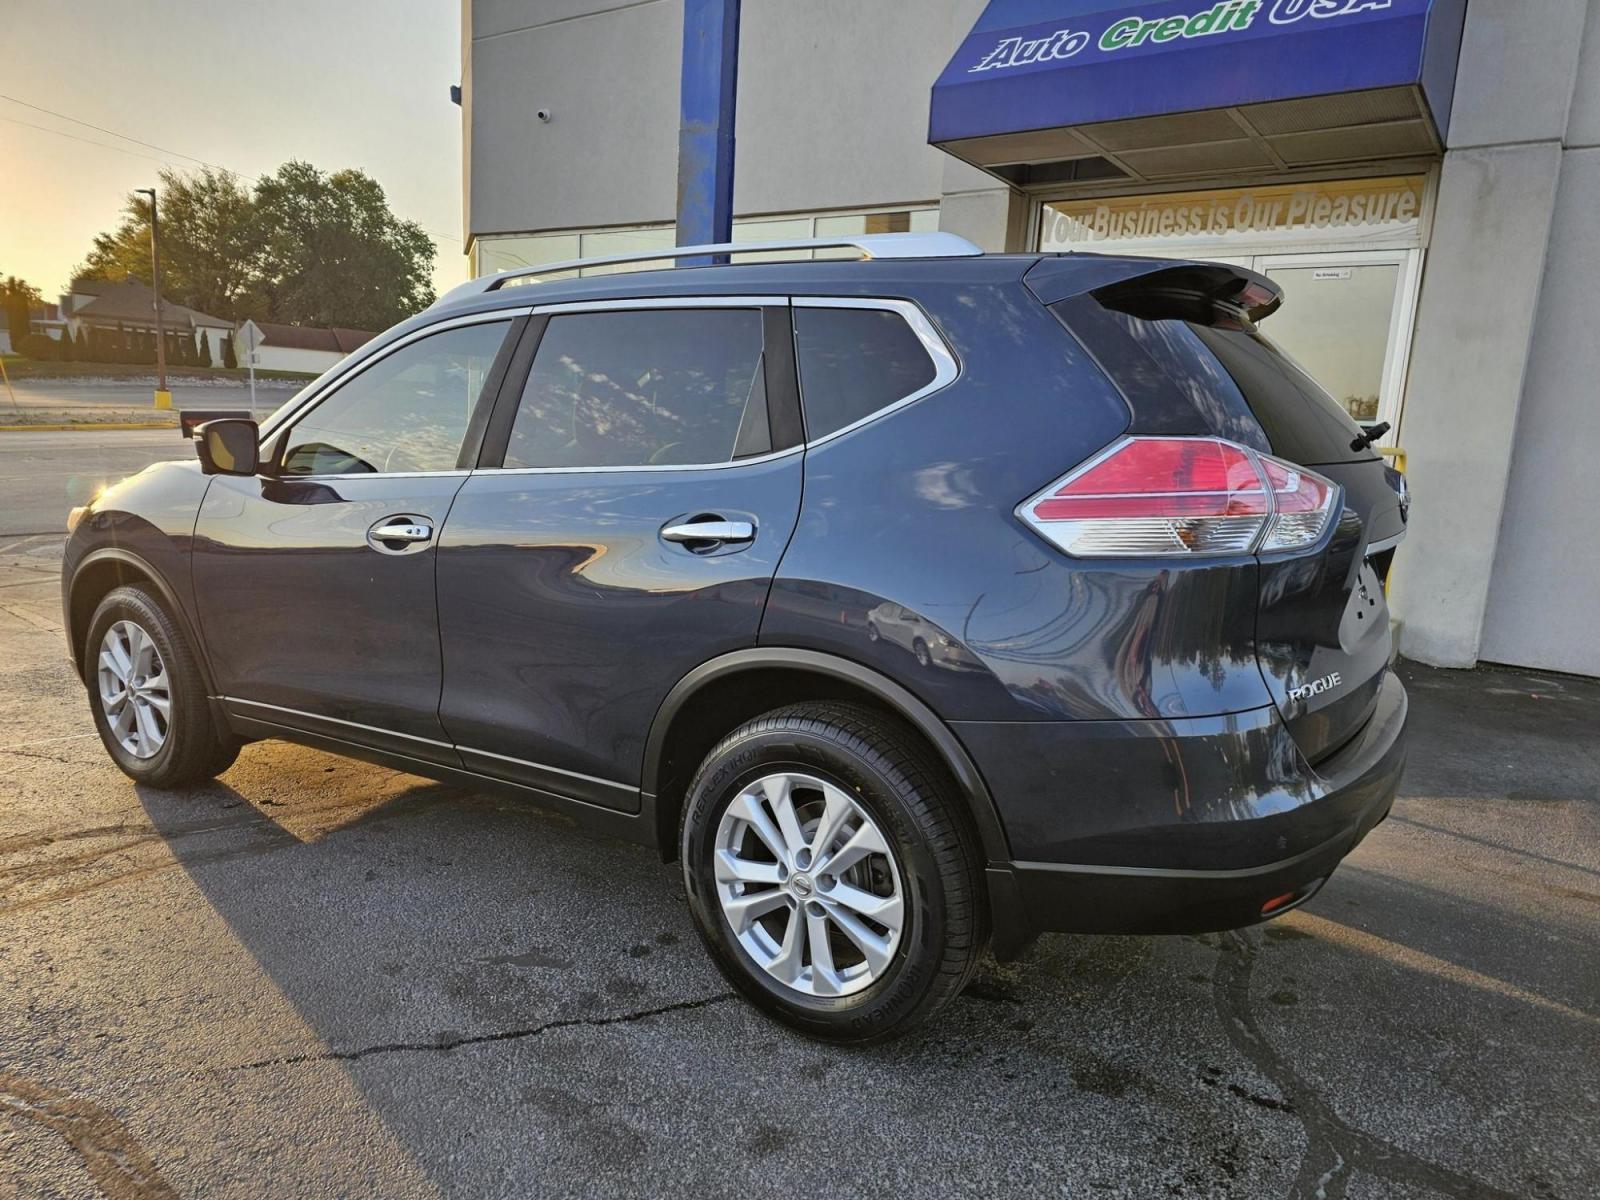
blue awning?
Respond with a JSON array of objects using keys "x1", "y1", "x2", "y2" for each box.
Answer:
[{"x1": 930, "y1": 1, "x2": 1466, "y2": 184}]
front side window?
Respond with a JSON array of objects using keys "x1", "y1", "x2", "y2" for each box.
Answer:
[
  {"x1": 792, "y1": 307, "x2": 937, "y2": 440},
  {"x1": 504, "y1": 308, "x2": 768, "y2": 469},
  {"x1": 280, "y1": 321, "x2": 511, "y2": 476}
]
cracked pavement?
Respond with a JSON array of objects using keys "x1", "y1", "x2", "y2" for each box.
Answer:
[{"x1": 1, "y1": 530, "x2": 1596, "y2": 1198}]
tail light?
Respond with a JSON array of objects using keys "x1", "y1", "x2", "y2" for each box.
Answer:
[{"x1": 1017, "y1": 436, "x2": 1338, "y2": 558}]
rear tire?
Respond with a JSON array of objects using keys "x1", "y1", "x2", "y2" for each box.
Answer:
[
  {"x1": 85, "y1": 585, "x2": 239, "y2": 788},
  {"x1": 681, "y1": 702, "x2": 985, "y2": 1043}
]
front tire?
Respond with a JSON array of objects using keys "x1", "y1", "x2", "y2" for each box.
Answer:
[
  {"x1": 681, "y1": 702, "x2": 985, "y2": 1043},
  {"x1": 85, "y1": 585, "x2": 239, "y2": 787}
]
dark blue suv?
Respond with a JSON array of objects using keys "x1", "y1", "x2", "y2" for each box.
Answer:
[{"x1": 62, "y1": 233, "x2": 1408, "y2": 1041}]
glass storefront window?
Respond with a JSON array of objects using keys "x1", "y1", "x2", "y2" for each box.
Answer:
[
  {"x1": 578, "y1": 227, "x2": 675, "y2": 275},
  {"x1": 473, "y1": 207, "x2": 939, "y2": 278},
  {"x1": 1257, "y1": 262, "x2": 1400, "y2": 423}
]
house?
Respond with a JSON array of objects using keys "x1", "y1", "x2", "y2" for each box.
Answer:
[
  {"x1": 0, "y1": 302, "x2": 64, "y2": 354},
  {"x1": 246, "y1": 322, "x2": 377, "y2": 374},
  {"x1": 61, "y1": 278, "x2": 233, "y2": 366}
]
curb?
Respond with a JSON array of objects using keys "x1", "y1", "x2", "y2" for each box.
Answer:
[{"x1": 0, "y1": 422, "x2": 178, "y2": 433}]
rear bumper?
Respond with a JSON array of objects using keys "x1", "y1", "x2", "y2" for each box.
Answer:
[{"x1": 963, "y1": 672, "x2": 1407, "y2": 940}]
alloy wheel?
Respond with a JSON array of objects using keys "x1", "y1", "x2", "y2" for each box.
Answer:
[
  {"x1": 97, "y1": 620, "x2": 170, "y2": 759},
  {"x1": 713, "y1": 771, "x2": 905, "y2": 997}
]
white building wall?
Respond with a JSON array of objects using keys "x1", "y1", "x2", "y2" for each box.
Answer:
[
  {"x1": 463, "y1": 0, "x2": 1006, "y2": 242},
  {"x1": 1393, "y1": 0, "x2": 1599, "y2": 673},
  {"x1": 1478, "y1": 2, "x2": 1600, "y2": 676},
  {"x1": 252, "y1": 345, "x2": 346, "y2": 374}
]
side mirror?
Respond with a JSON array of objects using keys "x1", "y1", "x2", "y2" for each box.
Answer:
[{"x1": 195, "y1": 418, "x2": 261, "y2": 476}]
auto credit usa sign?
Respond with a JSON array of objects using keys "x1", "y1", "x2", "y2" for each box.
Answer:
[
  {"x1": 967, "y1": 1, "x2": 1396, "y2": 73},
  {"x1": 929, "y1": 0, "x2": 1459, "y2": 151}
]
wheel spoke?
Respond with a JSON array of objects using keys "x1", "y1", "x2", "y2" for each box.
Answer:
[
  {"x1": 762, "y1": 775, "x2": 807, "y2": 858},
  {"x1": 722, "y1": 886, "x2": 789, "y2": 932},
  {"x1": 714, "y1": 849, "x2": 783, "y2": 886},
  {"x1": 727, "y1": 791, "x2": 790, "y2": 866},
  {"x1": 827, "y1": 881, "x2": 904, "y2": 931},
  {"x1": 109, "y1": 700, "x2": 135, "y2": 743},
  {"x1": 104, "y1": 638, "x2": 132, "y2": 682},
  {"x1": 130, "y1": 626, "x2": 157, "y2": 676},
  {"x1": 826, "y1": 906, "x2": 894, "y2": 975},
  {"x1": 132, "y1": 701, "x2": 159, "y2": 756},
  {"x1": 805, "y1": 909, "x2": 842, "y2": 995},
  {"x1": 820, "y1": 819, "x2": 889, "y2": 876},
  {"x1": 98, "y1": 648, "x2": 128, "y2": 684},
  {"x1": 808, "y1": 789, "x2": 854, "y2": 861},
  {"x1": 767, "y1": 908, "x2": 805, "y2": 984}
]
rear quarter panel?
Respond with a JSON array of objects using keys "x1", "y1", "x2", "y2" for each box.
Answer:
[{"x1": 762, "y1": 278, "x2": 1276, "y2": 722}]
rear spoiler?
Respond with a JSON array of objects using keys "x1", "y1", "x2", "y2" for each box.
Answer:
[{"x1": 1024, "y1": 256, "x2": 1283, "y2": 322}]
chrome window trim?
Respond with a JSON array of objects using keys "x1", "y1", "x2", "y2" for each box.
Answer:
[
  {"x1": 257, "y1": 307, "x2": 532, "y2": 445},
  {"x1": 790, "y1": 296, "x2": 961, "y2": 449},
  {"x1": 483, "y1": 445, "x2": 803, "y2": 477},
  {"x1": 285, "y1": 469, "x2": 474, "y2": 482},
  {"x1": 477, "y1": 294, "x2": 959, "y2": 476}
]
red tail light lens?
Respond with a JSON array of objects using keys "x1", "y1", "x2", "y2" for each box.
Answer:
[{"x1": 1018, "y1": 436, "x2": 1339, "y2": 558}]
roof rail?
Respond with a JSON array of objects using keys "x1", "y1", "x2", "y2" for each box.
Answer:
[{"x1": 433, "y1": 231, "x2": 984, "y2": 309}]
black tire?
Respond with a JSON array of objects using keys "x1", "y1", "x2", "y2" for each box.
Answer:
[
  {"x1": 680, "y1": 702, "x2": 986, "y2": 1043},
  {"x1": 912, "y1": 638, "x2": 931, "y2": 669},
  {"x1": 84, "y1": 585, "x2": 239, "y2": 787}
]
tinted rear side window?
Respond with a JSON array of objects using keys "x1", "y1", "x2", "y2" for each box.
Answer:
[
  {"x1": 793, "y1": 307, "x2": 937, "y2": 439},
  {"x1": 504, "y1": 308, "x2": 767, "y2": 468},
  {"x1": 1054, "y1": 296, "x2": 1376, "y2": 466}
]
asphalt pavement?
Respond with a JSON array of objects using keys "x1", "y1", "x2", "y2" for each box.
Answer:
[
  {"x1": 2, "y1": 377, "x2": 300, "y2": 424},
  {"x1": 0, "y1": 429, "x2": 193, "y2": 537},
  {"x1": 0, "y1": 538, "x2": 1595, "y2": 1199}
]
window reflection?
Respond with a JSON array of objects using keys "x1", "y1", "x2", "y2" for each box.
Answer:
[
  {"x1": 505, "y1": 309, "x2": 766, "y2": 469},
  {"x1": 280, "y1": 322, "x2": 510, "y2": 476}
]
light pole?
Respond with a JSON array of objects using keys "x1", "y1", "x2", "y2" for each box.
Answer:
[{"x1": 135, "y1": 187, "x2": 171, "y2": 409}]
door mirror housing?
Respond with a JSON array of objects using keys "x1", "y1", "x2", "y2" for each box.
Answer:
[{"x1": 195, "y1": 418, "x2": 261, "y2": 476}]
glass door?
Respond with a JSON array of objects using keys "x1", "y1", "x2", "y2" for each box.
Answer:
[{"x1": 1253, "y1": 251, "x2": 1422, "y2": 435}]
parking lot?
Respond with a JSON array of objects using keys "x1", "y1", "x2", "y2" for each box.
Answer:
[{"x1": 1, "y1": 533, "x2": 1596, "y2": 1199}]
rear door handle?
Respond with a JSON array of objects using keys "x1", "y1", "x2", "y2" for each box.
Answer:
[{"x1": 661, "y1": 519, "x2": 755, "y2": 546}]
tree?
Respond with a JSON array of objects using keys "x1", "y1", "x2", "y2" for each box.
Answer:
[
  {"x1": 61, "y1": 326, "x2": 75, "y2": 362},
  {"x1": 221, "y1": 332, "x2": 237, "y2": 369},
  {"x1": 2, "y1": 277, "x2": 42, "y2": 351},
  {"x1": 76, "y1": 167, "x2": 261, "y2": 323},
  {"x1": 250, "y1": 161, "x2": 435, "y2": 329},
  {"x1": 198, "y1": 329, "x2": 211, "y2": 366}
]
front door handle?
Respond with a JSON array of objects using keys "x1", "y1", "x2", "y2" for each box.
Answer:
[
  {"x1": 661, "y1": 519, "x2": 755, "y2": 546},
  {"x1": 367, "y1": 517, "x2": 434, "y2": 554}
]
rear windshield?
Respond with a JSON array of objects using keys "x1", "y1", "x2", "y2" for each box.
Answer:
[
  {"x1": 1189, "y1": 323, "x2": 1375, "y2": 466},
  {"x1": 1055, "y1": 296, "x2": 1377, "y2": 466}
]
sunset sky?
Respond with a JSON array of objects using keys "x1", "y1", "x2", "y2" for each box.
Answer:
[{"x1": 0, "y1": 0, "x2": 466, "y2": 301}]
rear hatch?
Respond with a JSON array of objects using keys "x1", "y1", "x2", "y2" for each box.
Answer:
[{"x1": 1034, "y1": 259, "x2": 1403, "y2": 762}]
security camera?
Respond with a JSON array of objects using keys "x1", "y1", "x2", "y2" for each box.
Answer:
[{"x1": 536, "y1": 109, "x2": 552, "y2": 123}]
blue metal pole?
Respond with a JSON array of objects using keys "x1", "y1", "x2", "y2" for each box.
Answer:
[{"x1": 675, "y1": 0, "x2": 740, "y2": 264}]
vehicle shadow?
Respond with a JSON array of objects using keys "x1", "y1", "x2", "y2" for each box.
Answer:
[{"x1": 130, "y1": 743, "x2": 1595, "y2": 1199}]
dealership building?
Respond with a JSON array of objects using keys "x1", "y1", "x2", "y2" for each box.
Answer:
[{"x1": 459, "y1": 0, "x2": 1600, "y2": 678}]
